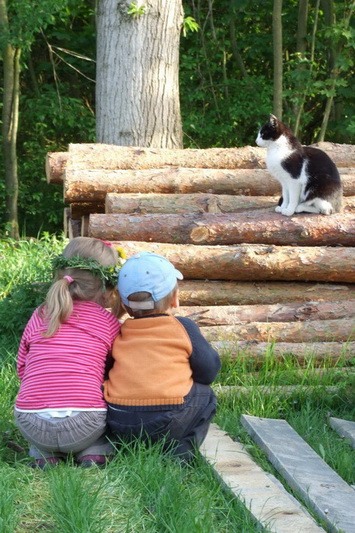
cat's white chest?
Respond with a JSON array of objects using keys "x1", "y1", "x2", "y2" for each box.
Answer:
[{"x1": 265, "y1": 138, "x2": 294, "y2": 183}]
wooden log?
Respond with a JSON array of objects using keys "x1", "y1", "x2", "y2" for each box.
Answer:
[
  {"x1": 64, "y1": 167, "x2": 355, "y2": 203},
  {"x1": 63, "y1": 208, "x2": 81, "y2": 239},
  {"x1": 88, "y1": 211, "x2": 355, "y2": 246},
  {"x1": 201, "y1": 318, "x2": 355, "y2": 342},
  {"x1": 105, "y1": 192, "x2": 277, "y2": 215},
  {"x1": 47, "y1": 142, "x2": 355, "y2": 183},
  {"x1": 211, "y1": 341, "x2": 355, "y2": 366},
  {"x1": 46, "y1": 151, "x2": 70, "y2": 184},
  {"x1": 177, "y1": 280, "x2": 355, "y2": 305},
  {"x1": 107, "y1": 192, "x2": 355, "y2": 215},
  {"x1": 178, "y1": 300, "x2": 355, "y2": 325},
  {"x1": 111, "y1": 241, "x2": 355, "y2": 283}
]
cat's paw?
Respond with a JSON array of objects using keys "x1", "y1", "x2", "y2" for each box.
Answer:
[
  {"x1": 281, "y1": 207, "x2": 295, "y2": 216},
  {"x1": 275, "y1": 206, "x2": 282, "y2": 213},
  {"x1": 320, "y1": 206, "x2": 333, "y2": 215}
]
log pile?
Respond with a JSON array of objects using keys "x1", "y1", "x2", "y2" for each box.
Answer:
[{"x1": 47, "y1": 142, "x2": 355, "y2": 365}]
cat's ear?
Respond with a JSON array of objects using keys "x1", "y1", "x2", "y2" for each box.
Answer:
[{"x1": 269, "y1": 114, "x2": 278, "y2": 127}]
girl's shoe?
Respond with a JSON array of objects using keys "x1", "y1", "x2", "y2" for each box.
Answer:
[
  {"x1": 77, "y1": 454, "x2": 108, "y2": 467},
  {"x1": 30, "y1": 457, "x2": 61, "y2": 470}
]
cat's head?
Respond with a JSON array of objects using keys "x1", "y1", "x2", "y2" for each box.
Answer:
[{"x1": 256, "y1": 114, "x2": 287, "y2": 147}]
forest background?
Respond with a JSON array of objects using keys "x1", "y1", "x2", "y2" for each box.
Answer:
[{"x1": 0, "y1": 0, "x2": 354, "y2": 237}]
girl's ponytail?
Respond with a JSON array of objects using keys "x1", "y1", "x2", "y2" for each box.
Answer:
[{"x1": 43, "y1": 278, "x2": 73, "y2": 337}]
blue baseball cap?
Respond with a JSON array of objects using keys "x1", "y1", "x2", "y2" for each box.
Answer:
[{"x1": 118, "y1": 252, "x2": 183, "y2": 309}]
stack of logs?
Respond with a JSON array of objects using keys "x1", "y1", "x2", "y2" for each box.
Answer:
[{"x1": 46, "y1": 142, "x2": 355, "y2": 367}]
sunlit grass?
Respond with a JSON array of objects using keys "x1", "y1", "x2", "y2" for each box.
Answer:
[{"x1": 0, "y1": 235, "x2": 354, "y2": 531}]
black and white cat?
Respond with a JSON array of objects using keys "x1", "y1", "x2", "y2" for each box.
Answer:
[{"x1": 256, "y1": 114, "x2": 342, "y2": 216}]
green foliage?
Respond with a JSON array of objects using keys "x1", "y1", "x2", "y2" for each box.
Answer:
[
  {"x1": 1, "y1": 1, "x2": 354, "y2": 235},
  {"x1": 127, "y1": 2, "x2": 146, "y2": 18},
  {"x1": 0, "y1": 235, "x2": 66, "y2": 342},
  {"x1": 182, "y1": 16, "x2": 199, "y2": 37}
]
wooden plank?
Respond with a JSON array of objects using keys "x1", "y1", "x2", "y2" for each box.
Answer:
[
  {"x1": 241, "y1": 414, "x2": 355, "y2": 532},
  {"x1": 201, "y1": 424, "x2": 325, "y2": 533},
  {"x1": 328, "y1": 417, "x2": 355, "y2": 449}
]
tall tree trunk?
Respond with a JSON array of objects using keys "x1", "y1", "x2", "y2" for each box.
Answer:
[
  {"x1": 318, "y1": 0, "x2": 354, "y2": 141},
  {"x1": 293, "y1": 0, "x2": 308, "y2": 136},
  {"x1": 0, "y1": 0, "x2": 20, "y2": 239},
  {"x1": 272, "y1": 0, "x2": 283, "y2": 119},
  {"x1": 96, "y1": 0, "x2": 184, "y2": 148}
]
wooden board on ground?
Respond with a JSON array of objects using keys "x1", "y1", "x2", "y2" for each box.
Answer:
[
  {"x1": 201, "y1": 423, "x2": 325, "y2": 533},
  {"x1": 328, "y1": 417, "x2": 355, "y2": 449},
  {"x1": 241, "y1": 414, "x2": 355, "y2": 533}
]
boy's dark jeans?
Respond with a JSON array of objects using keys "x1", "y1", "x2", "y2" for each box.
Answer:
[{"x1": 107, "y1": 382, "x2": 217, "y2": 461}]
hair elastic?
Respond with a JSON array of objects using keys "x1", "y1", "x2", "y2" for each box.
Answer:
[{"x1": 63, "y1": 275, "x2": 74, "y2": 284}]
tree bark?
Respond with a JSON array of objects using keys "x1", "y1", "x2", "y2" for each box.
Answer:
[
  {"x1": 0, "y1": 0, "x2": 20, "y2": 239},
  {"x1": 99, "y1": 193, "x2": 355, "y2": 215},
  {"x1": 64, "y1": 167, "x2": 355, "y2": 203},
  {"x1": 273, "y1": 0, "x2": 283, "y2": 119},
  {"x1": 96, "y1": 0, "x2": 184, "y2": 148},
  {"x1": 178, "y1": 300, "x2": 355, "y2": 326},
  {"x1": 201, "y1": 317, "x2": 355, "y2": 342},
  {"x1": 47, "y1": 142, "x2": 355, "y2": 183},
  {"x1": 88, "y1": 211, "x2": 355, "y2": 246},
  {"x1": 105, "y1": 193, "x2": 278, "y2": 215},
  {"x1": 177, "y1": 280, "x2": 355, "y2": 306},
  {"x1": 211, "y1": 340, "x2": 355, "y2": 367},
  {"x1": 46, "y1": 151, "x2": 70, "y2": 184},
  {"x1": 110, "y1": 241, "x2": 355, "y2": 283}
]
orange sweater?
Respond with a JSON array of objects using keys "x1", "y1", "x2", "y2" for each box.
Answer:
[{"x1": 103, "y1": 315, "x2": 194, "y2": 406}]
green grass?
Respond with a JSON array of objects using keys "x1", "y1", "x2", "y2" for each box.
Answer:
[{"x1": 1, "y1": 235, "x2": 354, "y2": 531}]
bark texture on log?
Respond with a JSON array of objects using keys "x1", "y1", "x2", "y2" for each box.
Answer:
[
  {"x1": 47, "y1": 142, "x2": 355, "y2": 183},
  {"x1": 201, "y1": 318, "x2": 355, "y2": 342},
  {"x1": 88, "y1": 211, "x2": 355, "y2": 246},
  {"x1": 66, "y1": 195, "x2": 355, "y2": 218},
  {"x1": 177, "y1": 280, "x2": 355, "y2": 305},
  {"x1": 211, "y1": 341, "x2": 355, "y2": 366},
  {"x1": 46, "y1": 152, "x2": 71, "y2": 184},
  {"x1": 105, "y1": 192, "x2": 278, "y2": 215},
  {"x1": 111, "y1": 241, "x2": 355, "y2": 282},
  {"x1": 64, "y1": 167, "x2": 355, "y2": 203},
  {"x1": 178, "y1": 300, "x2": 355, "y2": 325}
]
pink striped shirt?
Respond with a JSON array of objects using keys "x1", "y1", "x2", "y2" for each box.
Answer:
[{"x1": 16, "y1": 301, "x2": 120, "y2": 411}]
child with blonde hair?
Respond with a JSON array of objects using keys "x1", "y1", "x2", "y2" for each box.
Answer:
[{"x1": 15, "y1": 237, "x2": 124, "y2": 468}]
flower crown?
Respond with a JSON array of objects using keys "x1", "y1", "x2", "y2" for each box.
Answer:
[{"x1": 52, "y1": 247, "x2": 126, "y2": 291}]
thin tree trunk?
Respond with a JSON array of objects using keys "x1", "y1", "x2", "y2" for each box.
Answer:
[
  {"x1": 0, "y1": 0, "x2": 20, "y2": 239},
  {"x1": 318, "y1": 0, "x2": 354, "y2": 141},
  {"x1": 273, "y1": 0, "x2": 283, "y2": 119},
  {"x1": 293, "y1": 0, "x2": 308, "y2": 136}
]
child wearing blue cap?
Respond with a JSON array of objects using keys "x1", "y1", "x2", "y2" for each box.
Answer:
[{"x1": 103, "y1": 252, "x2": 221, "y2": 462}]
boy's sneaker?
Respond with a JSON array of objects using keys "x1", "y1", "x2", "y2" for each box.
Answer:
[
  {"x1": 77, "y1": 454, "x2": 109, "y2": 468},
  {"x1": 30, "y1": 457, "x2": 61, "y2": 470}
]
